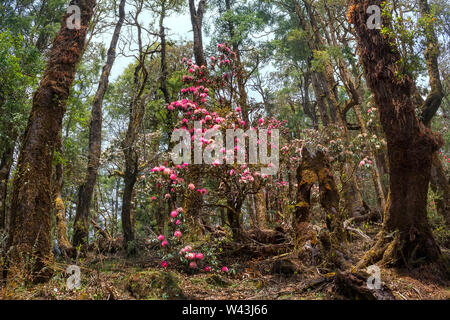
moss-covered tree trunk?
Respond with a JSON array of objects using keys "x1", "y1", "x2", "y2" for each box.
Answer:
[
  {"x1": 294, "y1": 147, "x2": 346, "y2": 268},
  {"x1": 417, "y1": 0, "x2": 448, "y2": 228},
  {"x1": 73, "y1": 0, "x2": 126, "y2": 248},
  {"x1": 6, "y1": 0, "x2": 96, "y2": 282},
  {"x1": 255, "y1": 189, "x2": 267, "y2": 229},
  {"x1": 293, "y1": 150, "x2": 316, "y2": 250},
  {"x1": 430, "y1": 154, "x2": 450, "y2": 227},
  {"x1": 349, "y1": 0, "x2": 442, "y2": 268},
  {"x1": 53, "y1": 136, "x2": 74, "y2": 259}
]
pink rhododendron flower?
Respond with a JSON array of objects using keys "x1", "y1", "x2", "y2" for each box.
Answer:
[
  {"x1": 165, "y1": 194, "x2": 171, "y2": 199},
  {"x1": 189, "y1": 261, "x2": 197, "y2": 269},
  {"x1": 176, "y1": 219, "x2": 181, "y2": 225},
  {"x1": 170, "y1": 210, "x2": 178, "y2": 218},
  {"x1": 204, "y1": 266, "x2": 211, "y2": 272},
  {"x1": 188, "y1": 183, "x2": 195, "y2": 190},
  {"x1": 174, "y1": 230, "x2": 182, "y2": 238},
  {"x1": 195, "y1": 253, "x2": 203, "y2": 260},
  {"x1": 161, "y1": 240, "x2": 169, "y2": 247},
  {"x1": 158, "y1": 235, "x2": 165, "y2": 241},
  {"x1": 170, "y1": 173, "x2": 177, "y2": 180},
  {"x1": 150, "y1": 196, "x2": 157, "y2": 201},
  {"x1": 161, "y1": 261, "x2": 168, "y2": 268},
  {"x1": 236, "y1": 107, "x2": 241, "y2": 112},
  {"x1": 221, "y1": 266, "x2": 229, "y2": 273},
  {"x1": 186, "y1": 252, "x2": 195, "y2": 260}
]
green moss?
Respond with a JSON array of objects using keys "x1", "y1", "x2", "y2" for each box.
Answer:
[
  {"x1": 125, "y1": 270, "x2": 185, "y2": 300},
  {"x1": 295, "y1": 202, "x2": 309, "y2": 208},
  {"x1": 205, "y1": 274, "x2": 232, "y2": 288}
]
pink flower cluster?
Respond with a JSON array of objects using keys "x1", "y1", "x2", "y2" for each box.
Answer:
[
  {"x1": 158, "y1": 235, "x2": 169, "y2": 248},
  {"x1": 179, "y1": 246, "x2": 205, "y2": 269}
]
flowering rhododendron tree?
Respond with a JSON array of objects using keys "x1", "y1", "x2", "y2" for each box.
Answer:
[
  {"x1": 142, "y1": 44, "x2": 291, "y2": 242},
  {"x1": 141, "y1": 43, "x2": 296, "y2": 269}
]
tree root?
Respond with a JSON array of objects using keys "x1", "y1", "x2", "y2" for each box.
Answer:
[
  {"x1": 333, "y1": 270, "x2": 396, "y2": 300},
  {"x1": 356, "y1": 229, "x2": 443, "y2": 270}
]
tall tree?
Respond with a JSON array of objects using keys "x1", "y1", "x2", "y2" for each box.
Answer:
[
  {"x1": 73, "y1": 0, "x2": 126, "y2": 249},
  {"x1": 349, "y1": 0, "x2": 443, "y2": 268},
  {"x1": 417, "y1": 0, "x2": 449, "y2": 227},
  {"x1": 185, "y1": 0, "x2": 208, "y2": 238},
  {"x1": 120, "y1": 1, "x2": 155, "y2": 252},
  {"x1": 6, "y1": 0, "x2": 97, "y2": 282}
]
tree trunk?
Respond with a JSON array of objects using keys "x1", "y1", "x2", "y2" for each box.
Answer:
[
  {"x1": 6, "y1": 0, "x2": 96, "y2": 283},
  {"x1": 185, "y1": 0, "x2": 207, "y2": 239},
  {"x1": 0, "y1": 139, "x2": 15, "y2": 231},
  {"x1": 224, "y1": 0, "x2": 250, "y2": 127},
  {"x1": 417, "y1": 0, "x2": 448, "y2": 227},
  {"x1": 54, "y1": 135, "x2": 74, "y2": 259},
  {"x1": 430, "y1": 153, "x2": 450, "y2": 227},
  {"x1": 122, "y1": 166, "x2": 137, "y2": 251},
  {"x1": 293, "y1": 147, "x2": 346, "y2": 267},
  {"x1": 159, "y1": 2, "x2": 171, "y2": 105},
  {"x1": 349, "y1": 0, "x2": 443, "y2": 268},
  {"x1": 121, "y1": 54, "x2": 148, "y2": 253},
  {"x1": 255, "y1": 189, "x2": 267, "y2": 229},
  {"x1": 227, "y1": 198, "x2": 243, "y2": 241},
  {"x1": 293, "y1": 151, "x2": 316, "y2": 249},
  {"x1": 188, "y1": 0, "x2": 207, "y2": 67},
  {"x1": 184, "y1": 169, "x2": 206, "y2": 239},
  {"x1": 73, "y1": 0, "x2": 126, "y2": 248}
]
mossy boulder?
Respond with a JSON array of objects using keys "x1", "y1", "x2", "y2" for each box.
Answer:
[
  {"x1": 125, "y1": 270, "x2": 185, "y2": 300},
  {"x1": 205, "y1": 274, "x2": 231, "y2": 287}
]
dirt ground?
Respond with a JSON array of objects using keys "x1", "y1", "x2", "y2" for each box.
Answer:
[{"x1": 1, "y1": 236, "x2": 448, "y2": 300}]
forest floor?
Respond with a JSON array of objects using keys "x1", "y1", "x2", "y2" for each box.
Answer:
[{"x1": 1, "y1": 225, "x2": 449, "y2": 300}]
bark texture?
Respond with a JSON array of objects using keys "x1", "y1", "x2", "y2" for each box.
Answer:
[
  {"x1": 6, "y1": 0, "x2": 96, "y2": 282},
  {"x1": 54, "y1": 136, "x2": 74, "y2": 259},
  {"x1": 294, "y1": 147, "x2": 345, "y2": 247},
  {"x1": 349, "y1": 0, "x2": 443, "y2": 268},
  {"x1": 0, "y1": 139, "x2": 15, "y2": 231},
  {"x1": 189, "y1": 0, "x2": 207, "y2": 67}
]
